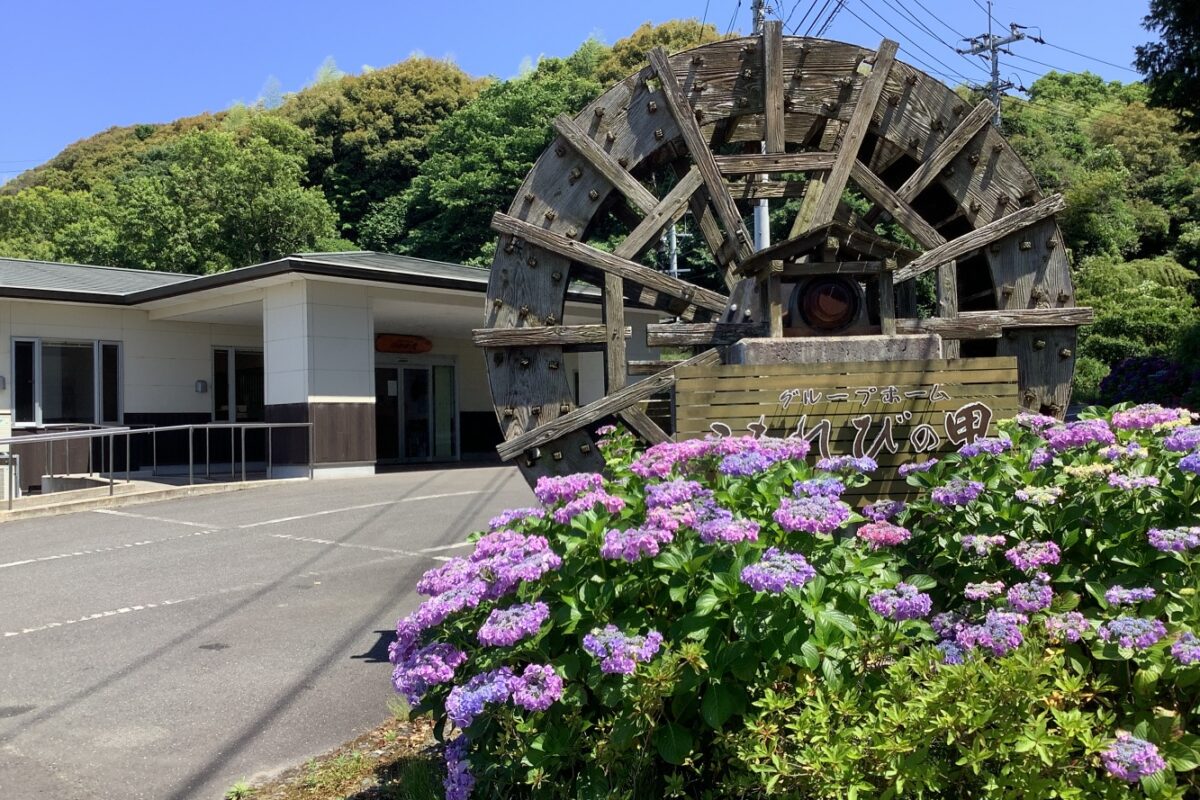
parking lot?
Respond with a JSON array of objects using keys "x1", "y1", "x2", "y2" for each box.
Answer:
[{"x1": 0, "y1": 465, "x2": 533, "y2": 800}]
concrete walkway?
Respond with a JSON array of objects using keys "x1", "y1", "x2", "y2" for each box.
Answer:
[{"x1": 0, "y1": 465, "x2": 533, "y2": 800}]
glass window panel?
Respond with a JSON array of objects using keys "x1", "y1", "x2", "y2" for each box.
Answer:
[
  {"x1": 233, "y1": 351, "x2": 264, "y2": 422},
  {"x1": 432, "y1": 365, "x2": 456, "y2": 459},
  {"x1": 41, "y1": 342, "x2": 95, "y2": 424},
  {"x1": 402, "y1": 367, "x2": 430, "y2": 460},
  {"x1": 101, "y1": 344, "x2": 120, "y2": 424},
  {"x1": 214, "y1": 349, "x2": 230, "y2": 421},
  {"x1": 14, "y1": 340, "x2": 35, "y2": 423}
]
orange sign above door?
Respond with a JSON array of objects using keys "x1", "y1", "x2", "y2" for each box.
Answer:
[{"x1": 375, "y1": 334, "x2": 433, "y2": 354}]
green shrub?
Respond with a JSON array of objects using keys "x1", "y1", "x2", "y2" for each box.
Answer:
[{"x1": 1074, "y1": 356, "x2": 1111, "y2": 402}]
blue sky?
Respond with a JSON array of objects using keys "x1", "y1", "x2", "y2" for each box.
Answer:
[{"x1": 0, "y1": 0, "x2": 1152, "y2": 185}]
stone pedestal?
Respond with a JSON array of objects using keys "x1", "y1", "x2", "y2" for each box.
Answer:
[{"x1": 728, "y1": 334, "x2": 944, "y2": 365}]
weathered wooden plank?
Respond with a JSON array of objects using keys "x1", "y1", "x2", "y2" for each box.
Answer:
[
  {"x1": 629, "y1": 360, "x2": 676, "y2": 376},
  {"x1": 491, "y1": 212, "x2": 728, "y2": 313},
  {"x1": 879, "y1": 269, "x2": 896, "y2": 335},
  {"x1": 727, "y1": 178, "x2": 810, "y2": 200},
  {"x1": 646, "y1": 322, "x2": 769, "y2": 347},
  {"x1": 714, "y1": 152, "x2": 837, "y2": 175},
  {"x1": 676, "y1": 356, "x2": 1017, "y2": 378},
  {"x1": 768, "y1": 276, "x2": 784, "y2": 337},
  {"x1": 603, "y1": 275, "x2": 627, "y2": 392},
  {"x1": 763, "y1": 20, "x2": 785, "y2": 154},
  {"x1": 619, "y1": 406, "x2": 671, "y2": 445},
  {"x1": 678, "y1": 384, "x2": 1019, "y2": 410},
  {"x1": 779, "y1": 260, "x2": 887, "y2": 276},
  {"x1": 808, "y1": 40, "x2": 899, "y2": 226},
  {"x1": 893, "y1": 99, "x2": 994, "y2": 205},
  {"x1": 497, "y1": 348, "x2": 721, "y2": 460},
  {"x1": 552, "y1": 114, "x2": 658, "y2": 214},
  {"x1": 473, "y1": 324, "x2": 631, "y2": 348},
  {"x1": 614, "y1": 166, "x2": 703, "y2": 260},
  {"x1": 893, "y1": 194, "x2": 1067, "y2": 282},
  {"x1": 676, "y1": 368, "x2": 1021, "y2": 391},
  {"x1": 850, "y1": 160, "x2": 944, "y2": 249},
  {"x1": 648, "y1": 47, "x2": 754, "y2": 261},
  {"x1": 895, "y1": 307, "x2": 1094, "y2": 338},
  {"x1": 739, "y1": 220, "x2": 918, "y2": 276},
  {"x1": 675, "y1": 162, "x2": 738, "y2": 289}
]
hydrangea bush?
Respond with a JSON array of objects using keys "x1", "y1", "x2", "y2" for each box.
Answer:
[{"x1": 391, "y1": 404, "x2": 1200, "y2": 799}]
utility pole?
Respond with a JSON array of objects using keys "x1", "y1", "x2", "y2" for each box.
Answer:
[
  {"x1": 752, "y1": 0, "x2": 771, "y2": 251},
  {"x1": 957, "y1": 0, "x2": 1027, "y2": 127}
]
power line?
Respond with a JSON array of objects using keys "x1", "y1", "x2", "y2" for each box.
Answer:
[
  {"x1": 802, "y1": 0, "x2": 834, "y2": 36},
  {"x1": 726, "y1": 0, "x2": 744, "y2": 36},
  {"x1": 791, "y1": 0, "x2": 822, "y2": 35},
  {"x1": 813, "y1": 0, "x2": 845, "y2": 37},
  {"x1": 1039, "y1": 41, "x2": 1140, "y2": 75},
  {"x1": 701, "y1": 0, "x2": 712, "y2": 29},
  {"x1": 909, "y1": 0, "x2": 968, "y2": 40},
  {"x1": 782, "y1": 0, "x2": 804, "y2": 28},
  {"x1": 838, "y1": 1, "x2": 968, "y2": 86},
  {"x1": 872, "y1": 0, "x2": 990, "y2": 78},
  {"x1": 1009, "y1": 51, "x2": 1083, "y2": 76},
  {"x1": 858, "y1": 0, "x2": 977, "y2": 82}
]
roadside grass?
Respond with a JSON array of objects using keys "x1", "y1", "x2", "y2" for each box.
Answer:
[{"x1": 231, "y1": 712, "x2": 440, "y2": 800}]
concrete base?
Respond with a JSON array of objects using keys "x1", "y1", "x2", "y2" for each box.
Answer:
[
  {"x1": 729, "y1": 334, "x2": 944, "y2": 365},
  {"x1": 41, "y1": 475, "x2": 108, "y2": 493}
]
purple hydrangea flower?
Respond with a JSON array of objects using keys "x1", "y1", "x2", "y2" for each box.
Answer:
[
  {"x1": 862, "y1": 498, "x2": 905, "y2": 521},
  {"x1": 937, "y1": 640, "x2": 966, "y2": 664},
  {"x1": 962, "y1": 534, "x2": 1007, "y2": 556},
  {"x1": 508, "y1": 664, "x2": 564, "y2": 713},
  {"x1": 958, "y1": 436, "x2": 1012, "y2": 457},
  {"x1": 697, "y1": 515, "x2": 760, "y2": 545},
  {"x1": 1028, "y1": 448, "x2": 1052, "y2": 469},
  {"x1": 794, "y1": 477, "x2": 846, "y2": 498},
  {"x1": 444, "y1": 738, "x2": 474, "y2": 800},
  {"x1": 534, "y1": 473, "x2": 604, "y2": 505},
  {"x1": 956, "y1": 610, "x2": 1027, "y2": 656},
  {"x1": 470, "y1": 531, "x2": 562, "y2": 600},
  {"x1": 599, "y1": 526, "x2": 672, "y2": 562},
  {"x1": 417, "y1": 557, "x2": 481, "y2": 597},
  {"x1": 1044, "y1": 612, "x2": 1092, "y2": 643},
  {"x1": 1015, "y1": 412, "x2": 1059, "y2": 430},
  {"x1": 931, "y1": 478, "x2": 985, "y2": 507},
  {"x1": 582, "y1": 625, "x2": 664, "y2": 674},
  {"x1": 646, "y1": 479, "x2": 711, "y2": 509},
  {"x1": 1171, "y1": 632, "x2": 1200, "y2": 665},
  {"x1": 899, "y1": 458, "x2": 938, "y2": 477},
  {"x1": 1099, "y1": 616, "x2": 1167, "y2": 650},
  {"x1": 740, "y1": 547, "x2": 817, "y2": 593},
  {"x1": 487, "y1": 507, "x2": 545, "y2": 531},
  {"x1": 1102, "y1": 733, "x2": 1167, "y2": 783},
  {"x1": 390, "y1": 642, "x2": 468, "y2": 706},
  {"x1": 1107, "y1": 473, "x2": 1160, "y2": 490},
  {"x1": 1163, "y1": 426, "x2": 1200, "y2": 453},
  {"x1": 964, "y1": 581, "x2": 1005, "y2": 600},
  {"x1": 1005, "y1": 540, "x2": 1061, "y2": 572},
  {"x1": 1181, "y1": 453, "x2": 1200, "y2": 475},
  {"x1": 1147, "y1": 526, "x2": 1200, "y2": 552},
  {"x1": 552, "y1": 490, "x2": 625, "y2": 525},
  {"x1": 718, "y1": 449, "x2": 777, "y2": 477},
  {"x1": 1111, "y1": 404, "x2": 1188, "y2": 430},
  {"x1": 1101, "y1": 442, "x2": 1150, "y2": 461},
  {"x1": 446, "y1": 667, "x2": 514, "y2": 728},
  {"x1": 595, "y1": 424, "x2": 617, "y2": 436},
  {"x1": 1104, "y1": 586, "x2": 1157, "y2": 606},
  {"x1": 1044, "y1": 419, "x2": 1116, "y2": 452},
  {"x1": 869, "y1": 583, "x2": 932, "y2": 621},
  {"x1": 774, "y1": 494, "x2": 852, "y2": 534},
  {"x1": 477, "y1": 602, "x2": 550, "y2": 647},
  {"x1": 856, "y1": 521, "x2": 912, "y2": 550},
  {"x1": 816, "y1": 455, "x2": 878, "y2": 473},
  {"x1": 1014, "y1": 485, "x2": 1064, "y2": 506},
  {"x1": 1007, "y1": 580, "x2": 1053, "y2": 613}
]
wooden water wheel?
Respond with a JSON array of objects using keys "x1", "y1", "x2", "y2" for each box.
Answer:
[{"x1": 476, "y1": 24, "x2": 1092, "y2": 483}]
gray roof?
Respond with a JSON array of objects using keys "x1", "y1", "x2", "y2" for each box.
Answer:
[
  {"x1": 290, "y1": 251, "x2": 492, "y2": 285},
  {"x1": 0, "y1": 257, "x2": 194, "y2": 299}
]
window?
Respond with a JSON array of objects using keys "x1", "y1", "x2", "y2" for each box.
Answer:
[
  {"x1": 212, "y1": 348, "x2": 264, "y2": 422},
  {"x1": 12, "y1": 339, "x2": 122, "y2": 427}
]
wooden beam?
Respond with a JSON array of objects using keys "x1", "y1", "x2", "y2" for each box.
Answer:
[
  {"x1": 850, "y1": 160, "x2": 945, "y2": 249},
  {"x1": 763, "y1": 20, "x2": 785, "y2": 154},
  {"x1": 618, "y1": 407, "x2": 670, "y2": 445},
  {"x1": 629, "y1": 360, "x2": 675, "y2": 376},
  {"x1": 491, "y1": 212, "x2": 728, "y2": 313},
  {"x1": 473, "y1": 324, "x2": 630, "y2": 348},
  {"x1": 779, "y1": 260, "x2": 888, "y2": 277},
  {"x1": 714, "y1": 152, "x2": 837, "y2": 175},
  {"x1": 808, "y1": 40, "x2": 899, "y2": 226},
  {"x1": 648, "y1": 47, "x2": 753, "y2": 261},
  {"x1": 553, "y1": 114, "x2": 658, "y2": 215},
  {"x1": 614, "y1": 166, "x2": 703, "y2": 259},
  {"x1": 893, "y1": 194, "x2": 1066, "y2": 282},
  {"x1": 603, "y1": 275, "x2": 627, "y2": 391},
  {"x1": 497, "y1": 348, "x2": 721, "y2": 460},
  {"x1": 726, "y1": 178, "x2": 809, "y2": 200},
  {"x1": 895, "y1": 307, "x2": 1094, "y2": 339},
  {"x1": 879, "y1": 270, "x2": 896, "y2": 335},
  {"x1": 893, "y1": 100, "x2": 994, "y2": 205},
  {"x1": 646, "y1": 322, "x2": 768, "y2": 347},
  {"x1": 675, "y1": 162, "x2": 738, "y2": 290}
]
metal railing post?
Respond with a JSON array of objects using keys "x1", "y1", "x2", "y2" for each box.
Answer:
[
  {"x1": 267, "y1": 428, "x2": 273, "y2": 480},
  {"x1": 46, "y1": 441, "x2": 51, "y2": 478},
  {"x1": 205, "y1": 427, "x2": 211, "y2": 480},
  {"x1": 188, "y1": 427, "x2": 194, "y2": 486},
  {"x1": 125, "y1": 433, "x2": 131, "y2": 483},
  {"x1": 152, "y1": 430, "x2": 157, "y2": 477},
  {"x1": 241, "y1": 427, "x2": 247, "y2": 482},
  {"x1": 8, "y1": 454, "x2": 14, "y2": 510},
  {"x1": 108, "y1": 433, "x2": 114, "y2": 496},
  {"x1": 308, "y1": 423, "x2": 315, "y2": 480}
]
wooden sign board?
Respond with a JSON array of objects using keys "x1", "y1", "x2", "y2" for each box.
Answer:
[{"x1": 674, "y1": 357, "x2": 1020, "y2": 500}]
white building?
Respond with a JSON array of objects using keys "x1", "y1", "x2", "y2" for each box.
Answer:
[{"x1": 0, "y1": 252, "x2": 655, "y2": 489}]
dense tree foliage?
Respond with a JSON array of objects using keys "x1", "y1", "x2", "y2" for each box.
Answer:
[{"x1": 1136, "y1": 0, "x2": 1200, "y2": 135}]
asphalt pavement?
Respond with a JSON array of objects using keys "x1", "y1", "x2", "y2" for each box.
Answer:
[{"x1": 0, "y1": 465, "x2": 533, "y2": 800}]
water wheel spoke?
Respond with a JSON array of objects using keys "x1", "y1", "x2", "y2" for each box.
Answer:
[
  {"x1": 613, "y1": 166, "x2": 703, "y2": 260},
  {"x1": 552, "y1": 114, "x2": 657, "y2": 214},
  {"x1": 472, "y1": 324, "x2": 630, "y2": 350}
]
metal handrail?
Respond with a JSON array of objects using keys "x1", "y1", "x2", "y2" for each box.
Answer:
[{"x1": 1, "y1": 421, "x2": 315, "y2": 510}]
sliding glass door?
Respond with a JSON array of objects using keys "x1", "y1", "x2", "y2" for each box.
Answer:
[{"x1": 374, "y1": 362, "x2": 457, "y2": 463}]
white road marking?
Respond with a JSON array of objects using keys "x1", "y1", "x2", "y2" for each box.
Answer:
[
  {"x1": 236, "y1": 490, "x2": 485, "y2": 529},
  {"x1": 268, "y1": 533, "x2": 425, "y2": 557},
  {"x1": 0, "y1": 529, "x2": 224, "y2": 570},
  {"x1": 417, "y1": 541, "x2": 475, "y2": 553},
  {"x1": 92, "y1": 509, "x2": 217, "y2": 528}
]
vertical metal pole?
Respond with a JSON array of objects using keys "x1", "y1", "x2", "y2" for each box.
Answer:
[
  {"x1": 46, "y1": 441, "x2": 51, "y2": 477},
  {"x1": 66, "y1": 439, "x2": 70, "y2": 476},
  {"x1": 241, "y1": 427, "x2": 246, "y2": 482},
  {"x1": 267, "y1": 428, "x2": 273, "y2": 480},
  {"x1": 125, "y1": 433, "x2": 130, "y2": 483},
  {"x1": 188, "y1": 428, "x2": 194, "y2": 486},
  {"x1": 152, "y1": 430, "x2": 157, "y2": 477},
  {"x1": 230, "y1": 427, "x2": 235, "y2": 479},
  {"x1": 108, "y1": 434, "x2": 114, "y2": 496},
  {"x1": 308, "y1": 424, "x2": 315, "y2": 480},
  {"x1": 8, "y1": 453, "x2": 14, "y2": 510},
  {"x1": 206, "y1": 427, "x2": 211, "y2": 479}
]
